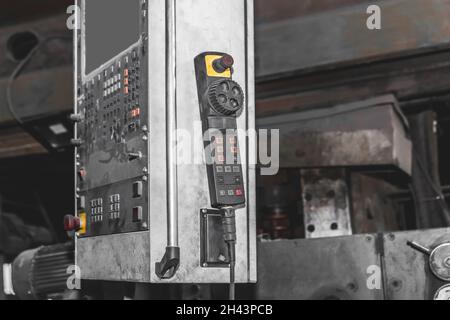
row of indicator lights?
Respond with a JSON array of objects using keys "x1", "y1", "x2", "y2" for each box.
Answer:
[
  {"x1": 217, "y1": 166, "x2": 240, "y2": 173},
  {"x1": 214, "y1": 137, "x2": 237, "y2": 145},
  {"x1": 219, "y1": 189, "x2": 244, "y2": 197},
  {"x1": 124, "y1": 69, "x2": 130, "y2": 95},
  {"x1": 91, "y1": 198, "x2": 103, "y2": 207},
  {"x1": 104, "y1": 74, "x2": 122, "y2": 88},
  {"x1": 215, "y1": 146, "x2": 238, "y2": 153},
  {"x1": 109, "y1": 203, "x2": 120, "y2": 212},
  {"x1": 91, "y1": 215, "x2": 103, "y2": 223},
  {"x1": 91, "y1": 207, "x2": 103, "y2": 215},
  {"x1": 109, "y1": 194, "x2": 120, "y2": 203},
  {"x1": 91, "y1": 211, "x2": 121, "y2": 223},
  {"x1": 216, "y1": 151, "x2": 238, "y2": 164},
  {"x1": 103, "y1": 74, "x2": 122, "y2": 97},
  {"x1": 130, "y1": 107, "x2": 140, "y2": 118},
  {"x1": 110, "y1": 212, "x2": 121, "y2": 220},
  {"x1": 215, "y1": 137, "x2": 237, "y2": 163}
]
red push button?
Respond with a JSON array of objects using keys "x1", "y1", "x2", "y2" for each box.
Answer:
[
  {"x1": 213, "y1": 54, "x2": 234, "y2": 73},
  {"x1": 64, "y1": 215, "x2": 81, "y2": 232},
  {"x1": 235, "y1": 189, "x2": 243, "y2": 196}
]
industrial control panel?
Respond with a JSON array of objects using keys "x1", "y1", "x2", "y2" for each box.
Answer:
[
  {"x1": 72, "y1": 0, "x2": 256, "y2": 284},
  {"x1": 74, "y1": 0, "x2": 149, "y2": 237}
]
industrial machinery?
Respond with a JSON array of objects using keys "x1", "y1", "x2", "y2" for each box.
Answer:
[
  {"x1": 67, "y1": 0, "x2": 256, "y2": 287},
  {"x1": 10, "y1": 243, "x2": 75, "y2": 300}
]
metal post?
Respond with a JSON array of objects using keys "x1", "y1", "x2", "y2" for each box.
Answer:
[
  {"x1": 155, "y1": 0, "x2": 180, "y2": 279},
  {"x1": 166, "y1": 0, "x2": 178, "y2": 249}
]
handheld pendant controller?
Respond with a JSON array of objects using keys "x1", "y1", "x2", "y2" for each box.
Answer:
[
  {"x1": 195, "y1": 52, "x2": 246, "y2": 300},
  {"x1": 194, "y1": 52, "x2": 246, "y2": 208}
]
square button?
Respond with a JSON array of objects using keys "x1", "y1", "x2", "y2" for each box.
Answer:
[
  {"x1": 133, "y1": 181, "x2": 143, "y2": 198},
  {"x1": 225, "y1": 166, "x2": 232, "y2": 173},
  {"x1": 133, "y1": 206, "x2": 143, "y2": 222},
  {"x1": 78, "y1": 196, "x2": 86, "y2": 210},
  {"x1": 228, "y1": 190, "x2": 235, "y2": 196},
  {"x1": 216, "y1": 166, "x2": 224, "y2": 173},
  {"x1": 219, "y1": 190, "x2": 226, "y2": 196},
  {"x1": 233, "y1": 166, "x2": 240, "y2": 173}
]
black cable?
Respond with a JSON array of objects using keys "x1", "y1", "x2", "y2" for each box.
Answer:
[
  {"x1": 227, "y1": 241, "x2": 236, "y2": 300},
  {"x1": 221, "y1": 207, "x2": 237, "y2": 301},
  {"x1": 6, "y1": 35, "x2": 72, "y2": 126},
  {"x1": 413, "y1": 148, "x2": 450, "y2": 226}
]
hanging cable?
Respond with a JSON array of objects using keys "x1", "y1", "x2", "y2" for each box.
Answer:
[
  {"x1": 221, "y1": 207, "x2": 237, "y2": 300},
  {"x1": 412, "y1": 148, "x2": 450, "y2": 226}
]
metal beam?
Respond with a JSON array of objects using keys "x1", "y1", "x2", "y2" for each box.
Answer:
[
  {"x1": 0, "y1": 66, "x2": 73, "y2": 127},
  {"x1": 256, "y1": 0, "x2": 450, "y2": 78}
]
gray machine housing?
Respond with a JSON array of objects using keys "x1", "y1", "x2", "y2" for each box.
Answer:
[{"x1": 74, "y1": 0, "x2": 256, "y2": 283}]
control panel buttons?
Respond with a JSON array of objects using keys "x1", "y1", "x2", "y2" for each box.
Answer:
[
  {"x1": 133, "y1": 181, "x2": 143, "y2": 198},
  {"x1": 133, "y1": 206, "x2": 143, "y2": 222},
  {"x1": 77, "y1": 196, "x2": 86, "y2": 210},
  {"x1": 64, "y1": 215, "x2": 81, "y2": 232}
]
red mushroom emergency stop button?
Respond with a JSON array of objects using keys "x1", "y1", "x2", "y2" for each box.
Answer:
[
  {"x1": 213, "y1": 54, "x2": 234, "y2": 73},
  {"x1": 64, "y1": 215, "x2": 81, "y2": 232}
]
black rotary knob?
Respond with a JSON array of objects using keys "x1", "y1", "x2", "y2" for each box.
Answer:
[{"x1": 207, "y1": 79, "x2": 244, "y2": 116}]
